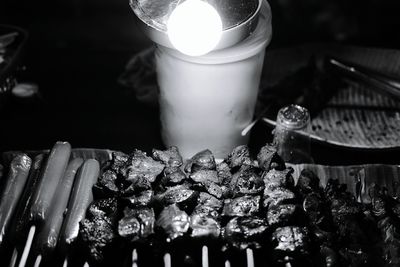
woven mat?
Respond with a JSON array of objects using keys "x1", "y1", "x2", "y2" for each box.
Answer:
[{"x1": 261, "y1": 43, "x2": 400, "y2": 149}]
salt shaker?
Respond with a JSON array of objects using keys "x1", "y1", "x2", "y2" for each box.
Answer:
[{"x1": 273, "y1": 104, "x2": 312, "y2": 164}]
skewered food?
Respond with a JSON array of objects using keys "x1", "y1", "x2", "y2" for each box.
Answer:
[
  {"x1": 118, "y1": 206, "x2": 155, "y2": 241},
  {"x1": 2, "y1": 142, "x2": 400, "y2": 267},
  {"x1": 0, "y1": 154, "x2": 31, "y2": 248},
  {"x1": 11, "y1": 154, "x2": 44, "y2": 244},
  {"x1": 58, "y1": 159, "x2": 100, "y2": 253},
  {"x1": 79, "y1": 198, "x2": 118, "y2": 263},
  {"x1": 223, "y1": 216, "x2": 268, "y2": 250},
  {"x1": 29, "y1": 142, "x2": 71, "y2": 223},
  {"x1": 222, "y1": 195, "x2": 261, "y2": 217},
  {"x1": 152, "y1": 146, "x2": 183, "y2": 168},
  {"x1": 33, "y1": 158, "x2": 83, "y2": 255},
  {"x1": 271, "y1": 226, "x2": 311, "y2": 264},
  {"x1": 156, "y1": 204, "x2": 190, "y2": 241}
]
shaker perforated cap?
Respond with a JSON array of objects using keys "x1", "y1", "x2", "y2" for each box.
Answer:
[
  {"x1": 277, "y1": 105, "x2": 311, "y2": 130},
  {"x1": 130, "y1": 0, "x2": 265, "y2": 50}
]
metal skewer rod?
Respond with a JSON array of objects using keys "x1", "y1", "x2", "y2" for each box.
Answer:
[
  {"x1": 202, "y1": 245, "x2": 208, "y2": 267},
  {"x1": 18, "y1": 225, "x2": 36, "y2": 267},
  {"x1": 63, "y1": 258, "x2": 68, "y2": 267},
  {"x1": 163, "y1": 253, "x2": 171, "y2": 267},
  {"x1": 246, "y1": 248, "x2": 254, "y2": 267},
  {"x1": 225, "y1": 259, "x2": 231, "y2": 267},
  {"x1": 132, "y1": 248, "x2": 138, "y2": 267},
  {"x1": 9, "y1": 248, "x2": 18, "y2": 267},
  {"x1": 83, "y1": 262, "x2": 90, "y2": 267},
  {"x1": 33, "y1": 255, "x2": 42, "y2": 267}
]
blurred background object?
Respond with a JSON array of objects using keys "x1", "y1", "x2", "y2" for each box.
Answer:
[{"x1": 0, "y1": 0, "x2": 399, "y2": 163}]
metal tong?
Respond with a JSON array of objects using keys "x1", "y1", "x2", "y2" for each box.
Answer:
[{"x1": 327, "y1": 56, "x2": 400, "y2": 101}]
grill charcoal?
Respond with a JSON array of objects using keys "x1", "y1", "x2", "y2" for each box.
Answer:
[
  {"x1": 224, "y1": 216, "x2": 268, "y2": 250},
  {"x1": 156, "y1": 204, "x2": 190, "y2": 241},
  {"x1": 184, "y1": 149, "x2": 216, "y2": 173},
  {"x1": 222, "y1": 195, "x2": 260, "y2": 217}
]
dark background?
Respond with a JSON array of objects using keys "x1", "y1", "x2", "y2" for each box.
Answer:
[{"x1": 1, "y1": 0, "x2": 400, "y2": 164}]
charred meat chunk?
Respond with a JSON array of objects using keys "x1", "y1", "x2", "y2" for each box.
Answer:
[
  {"x1": 118, "y1": 207, "x2": 155, "y2": 241},
  {"x1": 192, "y1": 192, "x2": 223, "y2": 219},
  {"x1": 262, "y1": 168, "x2": 295, "y2": 191},
  {"x1": 80, "y1": 215, "x2": 116, "y2": 263},
  {"x1": 267, "y1": 204, "x2": 302, "y2": 228},
  {"x1": 108, "y1": 152, "x2": 129, "y2": 173},
  {"x1": 377, "y1": 217, "x2": 400, "y2": 266},
  {"x1": 271, "y1": 226, "x2": 311, "y2": 263},
  {"x1": 224, "y1": 217, "x2": 268, "y2": 250},
  {"x1": 190, "y1": 170, "x2": 222, "y2": 185},
  {"x1": 225, "y1": 145, "x2": 253, "y2": 169},
  {"x1": 338, "y1": 248, "x2": 369, "y2": 267},
  {"x1": 121, "y1": 175, "x2": 152, "y2": 195},
  {"x1": 96, "y1": 170, "x2": 119, "y2": 196},
  {"x1": 87, "y1": 198, "x2": 119, "y2": 222},
  {"x1": 263, "y1": 187, "x2": 296, "y2": 209},
  {"x1": 192, "y1": 205, "x2": 220, "y2": 219},
  {"x1": 156, "y1": 204, "x2": 190, "y2": 241},
  {"x1": 161, "y1": 167, "x2": 187, "y2": 186},
  {"x1": 123, "y1": 190, "x2": 153, "y2": 207},
  {"x1": 216, "y1": 161, "x2": 232, "y2": 185},
  {"x1": 184, "y1": 149, "x2": 216, "y2": 173},
  {"x1": 152, "y1": 146, "x2": 183, "y2": 168},
  {"x1": 257, "y1": 144, "x2": 285, "y2": 171},
  {"x1": 197, "y1": 192, "x2": 223, "y2": 210},
  {"x1": 296, "y1": 169, "x2": 321, "y2": 198},
  {"x1": 190, "y1": 214, "x2": 221, "y2": 238},
  {"x1": 302, "y1": 193, "x2": 325, "y2": 225},
  {"x1": 222, "y1": 195, "x2": 260, "y2": 217},
  {"x1": 230, "y1": 166, "x2": 264, "y2": 197},
  {"x1": 120, "y1": 149, "x2": 164, "y2": 183},
  {"x1": 154, "y1": 184, "x2": 199, "y2": 211}
]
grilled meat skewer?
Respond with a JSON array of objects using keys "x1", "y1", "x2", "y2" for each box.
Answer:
[
  {"x1": 0, "y1": 154, "x2": 31, "y2": 250},
  {"x1": 59, "y1": 159, "x2": 100, "y2": 255},
  {"x1": 33, "y1": 158, "x2": 83, "y2": 258}
]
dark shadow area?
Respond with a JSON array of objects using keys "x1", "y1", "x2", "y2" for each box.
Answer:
[{"x1": 0, "y1": 0, "x2": 399, "y2": 163}]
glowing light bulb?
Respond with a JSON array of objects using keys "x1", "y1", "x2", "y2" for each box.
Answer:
[{"x1": 167, "y1": 0, "x2": 223, "y2": 56}]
